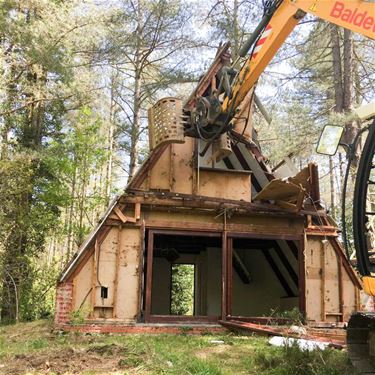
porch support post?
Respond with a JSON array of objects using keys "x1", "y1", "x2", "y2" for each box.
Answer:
[
  {"x1": 298, "y1": 235, "x2": 306, "y2": 316},
  {"x1": 145, "y1": 230, "x2": 154, "y2": 322},
  {"x1": 226, "y1": 236, "x2": 233, "y2": 318},
  {"x1": 221, "y1": 231, "x2": 227, "y2": 320}
]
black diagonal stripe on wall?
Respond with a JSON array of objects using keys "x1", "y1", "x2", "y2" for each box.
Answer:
[
  {"x1": 223, "y1": 157, "x2": 235, "y2": 169},
  {"x1": 232, "y1": 144, "x2": 262, "y2": 192},
  {"x1": 272, "y1": 241, "x2": 298, "y2": 288},
  {"x1": 286, "y1": 240, "x2": 299, "y2": 260},
  {"x1": 262, "y1": 249, "x2": 295, "y2": 297}
]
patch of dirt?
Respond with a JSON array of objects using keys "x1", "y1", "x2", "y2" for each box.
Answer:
[
  {"x1": 1, "y1": 344, "x2": 143, "y2": 375},
  {"x1": 195, "y1": 344, "x2": 232, "y2": 360}
]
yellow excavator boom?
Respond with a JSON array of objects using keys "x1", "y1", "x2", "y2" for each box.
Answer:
[{"x1": 224, "y1": 0, "x2": 375, "y2": 113}]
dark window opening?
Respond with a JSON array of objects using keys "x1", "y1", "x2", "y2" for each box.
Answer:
[
  {"x1": 101, "y1": 286, "x2": 108, "y2": 299},
  {"x1": 230, "y1": 238, "x2": 299, "y2": 317}
]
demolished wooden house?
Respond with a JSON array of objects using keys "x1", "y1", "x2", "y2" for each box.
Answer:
[{"x1": 55, "y1": 44, "x2": 362, "y2": 332}]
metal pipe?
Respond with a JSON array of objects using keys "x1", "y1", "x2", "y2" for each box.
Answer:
[
  {"x1": 238, "y1": 9, "x2": 275, "y2": 57},
  {"x1": 254, "y1": 94, "x2": 272, "y2": 124}
]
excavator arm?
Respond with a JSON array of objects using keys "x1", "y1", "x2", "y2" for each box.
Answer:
[{"x1": 224, "y1": 0, "x2": 375, "y2": 114}]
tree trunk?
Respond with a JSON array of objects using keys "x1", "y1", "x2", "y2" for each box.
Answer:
[
  {"x1": 232, "y1": 0, "x2": 240, "y2": 59},
  {"x1": 128, "y1": 2, "x2": 143, "y2": 181},
  {"x1": 342, "y1": 29, "x2": 358, "y2": 147},
  {"x1": 66, "y1": 163, "x2": 77, "y2": 261},
  {"x1": 129, "y1": 72, "x2": 141, "y2": 181},
  {"x1": 105, "y1": 76, "x2": 115, "y2": 201},
  {"x1": 1, "y1": 54, "x2": 16, "y2": 160},
  {"x1": 330, "y1": 25, "x2": 343, "y2": 113}
]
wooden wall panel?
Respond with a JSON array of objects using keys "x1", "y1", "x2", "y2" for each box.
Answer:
[
  {"x1": 73, "y1": 253, "x2": 93, "y2": 314},
  {"x1": 342, "y1": 264, "x2": 358, "y2": 322},
  {"x1": 172, "y1": 138, "x2": 195, "y2": 194},
  {"x1": 199, "y1": 170, "x2": 251, "y2": 202},
  {"x1": 94, "y1": 228, "x2": 118, "y2": 307},
  {"x1": 115, "y1": 227, "x2": 142, "y2": 321},
  {"x1": 305, "y1": 238, "x2": 324, "y2": 322},
  {"x1": 149, "y1": 145, "x2": 172, "y2": 190},
  {"x1": 323, "y1": 243, "x2": 340, "y2": 322},
  {"x1": 305, "y1": 236, "x2": 359, "y2": 323}
]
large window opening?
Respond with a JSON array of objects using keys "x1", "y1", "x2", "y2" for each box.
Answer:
[
  {"x1": 143, "y1": 231, "x2": 301, "y2": 323},
  {"x1": 229, "y1": 238, "x2": 299, "y2": 318}
]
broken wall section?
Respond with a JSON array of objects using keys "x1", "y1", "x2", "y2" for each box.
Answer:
[{"x1": 305, "y1": 236, "x2": 360, "y2": 323}]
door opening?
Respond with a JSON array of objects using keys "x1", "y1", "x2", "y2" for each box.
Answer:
[
  {"x1": 144, "y1": 231, "x2": 222, "y2": 322},
  {"x1": 170, "y1": 264, "x2": 195, "y2": 316}
]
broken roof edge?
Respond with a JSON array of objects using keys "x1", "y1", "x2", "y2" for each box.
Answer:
[{"x1": 59, "y1": 195, "x2": 120, "y2": 283}]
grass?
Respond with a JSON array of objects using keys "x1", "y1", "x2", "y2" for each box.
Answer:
[{"x1": 0, "y1": 320, "x2": 356, "y2": 375}]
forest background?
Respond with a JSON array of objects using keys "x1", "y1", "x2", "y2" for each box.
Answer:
[{"x1": 0, "y1": 0, "x2": 374, "y2": 323}]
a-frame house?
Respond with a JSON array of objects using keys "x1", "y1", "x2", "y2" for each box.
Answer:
[{"x1": 55, "y1": 43, "x2": 362, "y2": 332}]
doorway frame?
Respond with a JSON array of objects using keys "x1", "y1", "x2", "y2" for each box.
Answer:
[
  {"x1": 144, "y1": 229, "x2": 223, "y2": 323},
  {"x1": 225, "y1": 232, "x2": 305, "y2": 319}
]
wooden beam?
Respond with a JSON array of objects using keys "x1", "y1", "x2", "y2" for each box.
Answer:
[
  {"x1": 150, "y1": 229, "x2": 221, "y2": 237},
  {"x1": 298, "y1": 236, "x2": 306, "y2": 315},
  {"x1": 227, "y1": 232, "x2": 301, "y2": 240},
  {"x1": 114, "y1": 206, "x2": 128, "y2": 223},
  {"x1": 221, "y1": 231, "x2": 227, "y2": 320},
  {"x1": 321, "y1": 240, "x2": 327, "y2": 321},
  {"x1": 227, "y1": 237, "x2": 233, "y2": 318},
  {"x1": 90, "y1": 239, "x2": 99, "y2": 317},
  {"x1": 112, "y1": 226, "x2": 122, "y2": 318},
  {"x1": 337, "y1": 256, "x2": 344, "y2": 322},
  {"x1": 114, "y1": 205, "x2": 138, "y2": 224},
  {"x1": 147, "y1": 315, "x2": 220, "y2": 323},
  {"x1": 135, "y1": 202, "x2": 141, "y2": 220},
  {"x1": 145, "y1": 230, "x2": 154, "y2": 322},
  {"x1": 328, "y1": 237, "x2": 362, "y2": 289},
  {"x1": 138, "y1": 221, "x2": 146, "y2": 322},
  {"x1": 124, "y1": 189, "x2": 319, "y2": 215},
  {"x1": 309, "y1": 163, "x2": 321, "y2": 205}
]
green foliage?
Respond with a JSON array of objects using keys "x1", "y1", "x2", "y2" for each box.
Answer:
[
  {"x1": 268, "y1": 307, "x2": 306, "y2": 326},
  {"x1": 69, "y1": 309, "x2": 87, "y2": 326},
  {"x1": 170, "y1": 264, "x2": 195, "y2": 315},
  {"x1": 253, "y1": 341, "x2": 353, "y2": 375},
  {"x1": 20, "y1": 259, "x2": 61, "y2": 321},
  {"x1": 0, "y1": 153, "x2": 63, "y2": 322}
]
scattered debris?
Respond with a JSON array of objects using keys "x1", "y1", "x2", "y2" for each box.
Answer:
[
  {"x1": 288, "y1": 325, "x2": 307, "y2": 336},
  {"x1": 269, "y1": 336, "x2": 329, "y2": 351},
  {"x1": 209, "y1": 340, "x2": 225, "y2": 345},
  {"x1": 220, "y1": 319, "x2": 345, "y2": 349}
]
